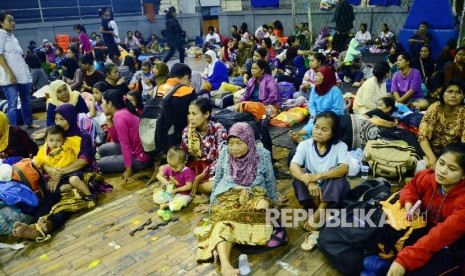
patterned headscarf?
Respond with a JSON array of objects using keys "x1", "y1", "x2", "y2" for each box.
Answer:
[
  {"x1": 0, "y1": 112, "x2": 9, "y2": 152},
  {"x1": 315, "y1": 66, "x2": 337, "y2": 96},
  {"x1": 228, "y1": 122, "x2": 258, "y2": 186}
]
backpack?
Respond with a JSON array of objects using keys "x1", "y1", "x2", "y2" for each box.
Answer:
[
  {"x1": 345, "y1": 177, "x2": 392, "y2": 204},
  {"x1": 11, "y1": 159, "x2": 46, "y2": 201},
  {"x1": 363, "y1": 139, "x2": 420, "y2": 182},
  {"x1": 317, "y1": 201, "x2": 385, "y2": 275},
  {"x1": 212, "y1": 109, "x2": 273, "y2": 153},
  {"x1": 139, "y1": 83, "x2": 183, "y2": 157}
]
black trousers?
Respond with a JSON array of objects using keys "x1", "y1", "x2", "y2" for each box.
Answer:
[{"x1": 163, "y1": 44, "x2": 185, "y2": 64}]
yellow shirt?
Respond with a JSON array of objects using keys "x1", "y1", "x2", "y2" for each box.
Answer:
[{"x1": 33, "y1": 136, "x2": 82, "y2": 169}]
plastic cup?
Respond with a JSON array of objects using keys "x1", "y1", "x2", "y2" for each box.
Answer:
[{"x1": 361, "y1": 165, "x2": 370, "y2": 179}]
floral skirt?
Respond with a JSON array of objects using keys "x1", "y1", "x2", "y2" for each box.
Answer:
[{"x1": 196, "y1": 187, "x2": 274, "y2": 261}]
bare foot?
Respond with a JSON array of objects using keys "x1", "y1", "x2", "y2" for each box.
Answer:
[
  {"x1": 220, "y1": 264, "x2": 240, "y2": 276},
  {"x1": 302, "y1": 220, "x2": 318, "y2": 232},
  {"x1": 12, "y1": 222, "x2": 39, "y2": 240},
  {"x1": 38, "y1": 217, "x2": 52, "y2": 234}
]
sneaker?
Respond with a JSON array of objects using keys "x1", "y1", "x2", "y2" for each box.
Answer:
[
  {"x1": 343, "y1": 76, "x2": 352, "y2": 83},
  {"x1": 363, "y1": 255, "x2": 391, "y2": 275}
]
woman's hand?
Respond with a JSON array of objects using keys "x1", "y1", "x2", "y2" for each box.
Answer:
[
  {"x1": 121, "y1": 168, "x2": 134, "y2": 183},
  {"x1": 387, "y1": 261, "x2": 405, "y2": 276},
  {"x1": 425, "y1": 154, "x2": 436, "y2": 170},
  {"x1": 307, "y1": 183, "x2": 321, "y2": 197}
]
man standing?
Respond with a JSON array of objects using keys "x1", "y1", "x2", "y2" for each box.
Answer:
[{"x1": 332, "y1": 0, "x2": 355, "y2": 52}]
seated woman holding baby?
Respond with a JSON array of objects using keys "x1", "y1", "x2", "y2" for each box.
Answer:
[{"x1": 13, "y1": 104, "x2": 96, "y2": 241}]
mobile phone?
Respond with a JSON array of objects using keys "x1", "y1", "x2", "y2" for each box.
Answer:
[{"x1": 407, "y1": 200, "x2": 422, "y2": 222}]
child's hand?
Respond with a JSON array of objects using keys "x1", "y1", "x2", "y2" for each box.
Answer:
[
  {"x1": 169, "y1": 176, "x2": 179, "y2": 186},
  {"x1": 48, "y1": 178, "x2": 59, "y2": 193}
]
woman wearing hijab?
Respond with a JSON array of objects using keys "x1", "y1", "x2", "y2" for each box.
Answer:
[
  {"x1": 201, "y1": 50, "x2": 229, "y2": 91},
  {"x1": 61, "y1": 48, "x2": 83, "y2": 91},
  {"x1": 46, "y1": 80, "x2": 88, "y2": 126},
  {"x1": 290, "y1": 66, "x2": 344, "y2": 143},
  {"x1": 194, "y1": 122, "x2": 278, "y2": 276},
  {"x1": 411, "y1": 45, "x2": 435, "y2": 90},
  {"x1": 147, "y1": 60, "x2": 169, "y2": 98},
  {"x1": 0, "y1": 112, "x2": 38, "y2": 159},
  {"x1": 12, "y1": 104, "x2": 96, "y2": 241},
  {"x1": 235, "y1": 40, "x2": 250, "y2": 69}
]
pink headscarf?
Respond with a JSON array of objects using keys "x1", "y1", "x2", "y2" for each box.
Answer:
[{"x1": 228, "y1": 122, "x2": 258, "y2": 186}]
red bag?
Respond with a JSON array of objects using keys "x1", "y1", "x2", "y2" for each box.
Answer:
[
  {"x1": 11, "y1": 159, "x2": 45, "y2": 200},
  {"x1": 239, "y1": 101, "x2": 266, "y2": 120}
]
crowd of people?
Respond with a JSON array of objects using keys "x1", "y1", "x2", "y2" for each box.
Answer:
[{"x1": 1, "y1": 0, "x2": 465, "y2": 274}]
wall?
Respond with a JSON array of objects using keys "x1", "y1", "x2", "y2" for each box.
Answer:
[{"x1": 13, "y1": 14, "x2": 202, "y2": 49}]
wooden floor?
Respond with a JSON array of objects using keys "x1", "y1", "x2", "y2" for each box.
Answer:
[
  {"x1": 0, "y1": 57, "x2": 364, "y2": 275},
  {"x1": 0, "y1": 147, "x2": 363, "y2": 276}
]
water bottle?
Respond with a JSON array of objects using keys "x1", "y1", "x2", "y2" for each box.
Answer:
[{"x1": 238, "y1": 254, "x2": 251, "y2": 275}]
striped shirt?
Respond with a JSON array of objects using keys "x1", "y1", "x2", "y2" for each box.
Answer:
[{"x1": 0, "y1": 29, "x2": 32, "y2": 85}]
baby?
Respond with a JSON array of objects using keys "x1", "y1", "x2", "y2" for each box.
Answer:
[
  {"x1": 153, "y1": 147, "x2": 194, "y2": 212},
  {"x1": 33, "y1": 125, "x2": 94, "y2": 201}
]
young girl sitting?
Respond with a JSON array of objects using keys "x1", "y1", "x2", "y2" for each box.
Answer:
[
  {"x1": 364, "y1": 97, "x2": 398, "y2": 122},
  {"x1": 126, "y1": 91, "x2": 144, "y2": 117},
  {"x1": 153, "y1": 147, "x2": 195, "y2": 213},
  {"x1": 33, "y1": 125, "x2": 94, "y2": 201}
]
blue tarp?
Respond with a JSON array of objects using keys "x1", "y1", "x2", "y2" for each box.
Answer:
[{"x1": 369, "y1": 0, "x2": 401, "y2": 6}]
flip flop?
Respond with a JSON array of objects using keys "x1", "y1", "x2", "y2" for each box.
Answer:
[{"x1": 300, "y1": 231, "x2": 319, "y2": 252}]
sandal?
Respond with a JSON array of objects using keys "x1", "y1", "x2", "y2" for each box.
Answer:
[
  {"x1": 300, "y1": 231, "x2": 319, "y2": 252},
  {"x1": 35, "y1": 223, "x2": 51, "y2": 243},
  {"x1": 267, "y1": 227, "x2": 288, "y2": 248}
]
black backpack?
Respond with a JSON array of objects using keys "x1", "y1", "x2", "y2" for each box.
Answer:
[
  {"x1": 345, "y1": 177, "x2": 392, "y2": 204},
  {"x1": 139, "y1": 83, "x2": 183, "y2": 157},
  {"x1": 211, "y1": 109, "x2": 273, "y2": 153},
  {"x1": 317, "y1": 201, "x2": 385, "y2": 275}
]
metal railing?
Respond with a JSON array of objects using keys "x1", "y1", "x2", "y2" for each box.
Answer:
[{"x1": 6, "y1": 0, "x2": 144, "y2": 24}]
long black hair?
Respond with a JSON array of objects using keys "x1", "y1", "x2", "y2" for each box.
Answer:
[
  {"x1": 102, "y1": 89, "x2": 138, "y2": 115},
  {"x1": 165, "y1": 6, "x2": 176, "y2": 19},
  {"x1": 74, "y1": 24, "x2": 87, "y2": 34},
  {"x1": 372, "y1": 62, "x2": 390, "y2": 83}
]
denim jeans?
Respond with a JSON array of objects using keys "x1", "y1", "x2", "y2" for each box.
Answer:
[{"x1": 1, "y1": 83, "x2": 33, "y2": 126}]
